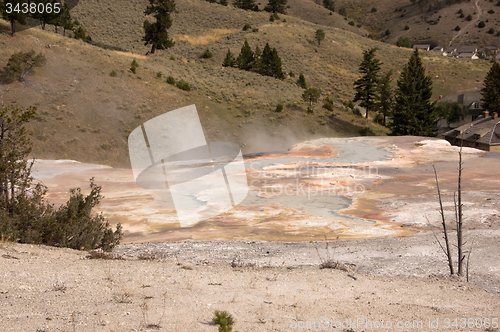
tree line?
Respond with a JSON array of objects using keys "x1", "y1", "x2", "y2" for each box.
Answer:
[
  {"x1": 353, "y1": 47, "x2": 500, "y2": 136},
  {"x1": 223, "y1": 40, "x2": 285, "y2": 79}
]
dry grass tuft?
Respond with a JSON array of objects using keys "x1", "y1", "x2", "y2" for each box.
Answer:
[{"x1": 87, "y1": 249, "x2": 124, "y2": 260}]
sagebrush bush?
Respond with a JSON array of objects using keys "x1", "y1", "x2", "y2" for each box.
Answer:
[
  {"x1": 276, "y1": 104, "x2": 284, "y2": 112},
  {"x1": 166, "y1": 76, "x2": 175, "y2": 85},
  {"x1": 176, "y1": 80, "x2": 191, "y2": 91},
  {"x1": 201, "y1": 49, "x2": 213, "y2": 59},
  {"x1": 242, "y1": 23, "x2": 251, "y2": 31},
  {"x1": 110, "y1": 70, "x2": 117, "y2": 77}
]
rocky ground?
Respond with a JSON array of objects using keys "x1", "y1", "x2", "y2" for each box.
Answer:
[{"x1": 1, "y1": 225, "x2": 499, "y2": 332}]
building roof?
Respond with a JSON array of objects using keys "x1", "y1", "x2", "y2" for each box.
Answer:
[
  {"x1": 458, "y1": 52, "x2": 478, "y2": 58},
  {"x1": 457, "y1": 45, "x2": 478, "y2": 53},
  {"x1": 444, "y1": 116, "x2": 500, "y2": 146},
  {"x1": 413, "y1": 44, "x2": 430, "y2": 50}
]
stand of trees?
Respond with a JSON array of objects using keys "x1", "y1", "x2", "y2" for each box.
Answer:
[
  {"x1": 352, "y1": 48, "x2": 437, "y2": 136},
  {"x1": 0, "y1": 1, "x2": 83, "y2": 39},
  {"x1": 224, "y1": 40, "x2": 285, "y2": 80}
]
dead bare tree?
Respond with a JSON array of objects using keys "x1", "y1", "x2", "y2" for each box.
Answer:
[{"x1": 429, "y1": 141, "x2": 468, "y2": 277}]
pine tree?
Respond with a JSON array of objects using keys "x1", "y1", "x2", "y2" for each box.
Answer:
[
  {"x1": 259, "y1": 43, "x2": 284, "y2": 79},
  {"x1": 60, "y1": 3, "x2": 74, "y2": 36},
  {"x1": 353, "y1": 48, "x2": 381, "y2": 119},
  {"x1": 143, "y1": 0, "x2": 176, "y2": 54},
  {"x1": 264, "y1": 0, "x2": 287, "y2": 14},
  {"x1": 390, "y1": 49, "x2": 437, "y2": 137},
  {"x1": 297, "y1": 73, "x2": 307, "y2": 89},
  {"x1": 234, "y1": 0, "x2": 259, "y2": 11},
  {"x1": 481, "y1": 60, "x2": 500, "y2": 114},
  {"x1": 219, "y1": 0, "x2": 228, "y2": 5},
  {"x1": 253, "y1": 45, "x2": 262, "y2": 73},
  {"x1": 236, "y1": 40, "x2": 254, "y2": 70},
  {"x1": 315, "y1": 29, "x2": 325, "y2": 46},
  {"x1": 270, "y1": 47, "x2": 285, "y2": 79},
  {"x1": 303, "y1": 88, "x2": 320, "y2": 106},
  {"x1": 1, "y1": 0, "x2": 26, "y2": 36},
  {"x1": 377, "y1": 70, "x2": 393, "y2": 126},
  {"x1": 222, "y1": 49, "x2": 235, "y2": 67}
]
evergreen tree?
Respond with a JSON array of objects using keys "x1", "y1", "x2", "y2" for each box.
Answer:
[
  {"x1": 297, "y1": 73, "x2": 307, "y2": 89},
  {"x1": 60, "y1": 3, "x2": 74, "y2": 36},
  {"x1": 236, "y1": 40, "x2": 254, "y2": 70},
  {"x1": 32, "y1": 0, "x2": 60, "y2": 31},
  {"x1": 390, "y1": 49, "x2": 436, "y2": 137},
  {"x1": 234, "y1": 0, "x2": 259, "y2": 11},
  {"x1": 5, "y1": 50, "x2": 46, "y2": 83},
  {"x1": 353, "y1": 48, "x2": 381, "y2": 119},
  {"x1": 323, "y1": 0, "x2": 335, "y2": 11},
  {"x1": 0, "y1": 0, "x2": 26, "y2": 36},
  {"x1": 315, "y1": 29, "x2": 325, "y2": 46},
  {"x1": 222, "y1": 49, "x2": 235, "y2": 67},
  {"x1": 143, "y1": 0, "x2": 176, "y2": 54},
  {"x1": 219, "y1": 0, "x2": 228, "y2": 5},
  {"x1": 302, "y1": 88, "x2": 320, "y2": 106},
  {"x1": 377, "y1": 70, "x2": 393, "y2": 126},
  {"x1": 259, "y1": 43, "x2": 284, "y2": 79},
  {"x1": 269, "y1": 47, "x2": 285, "y2": 79},
  {"x1": 253, "y1": 45, "x2": 262, "y2": 73},
  {"x1": 481, "y1": 60, "x2": 500, "y2": 114},
  {"x1": 264, "y1": 0, "x2": 287, "y2": 14}
]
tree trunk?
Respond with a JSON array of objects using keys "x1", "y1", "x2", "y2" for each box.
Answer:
[
  {"x1": 150, "y1": 45, "x2": 156, "y2": 54},
  {"x1": 10, "y1": 20, "x2": 15, "y2": 36}
]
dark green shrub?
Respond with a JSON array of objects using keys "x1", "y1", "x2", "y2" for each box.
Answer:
[
  {"x1": 371, "y1": 7, "x2": 377, "y2": 12},
  {"x1": 404, "y1": 25, "x2": 410, "y2": 30},
  {"x1": 44, "y1": 179, "x2": 122, "y2": 251},
  {"x1": 488, "y1": 28, "x2": 495, "y2": 34},
  {"x1": 213, "y1": 311, "x2": 234, "y2": 332},
  {"x1": 455, "y1": 25, "x2": 461, "y2": 31},
  {"x1": 252, "y1": 28, "x2": 259, "y2": 32},
  {"x1": 243, "y1": 23, "x2": 251, "y2": 31},
  {"x1": 322, "y1": 97, "x2": 334, "y2": 111},
  {"x1": 130, "y1": 60, "x2": 139, "y2": 74},
  {"x1": 156, "y1": 72, "x2": 162, "y2": 78},
  {"x1": 201, "y1": 49, "x2": 213, "y2": 59},
  {"x1": 397, "y1": 37, "x2": 411, "y2": 48},
  {"x1": 276, "y1": 104, "x2": 284, "y2": 112},
  {"x1": 176, "y1": 80, "x2": 191, "y2": 91},
  {"x1": 457, "y1": 9, "x2": 463, "y2": 14},
  {"x1": 338, "y1": 7, "x2": 347, "y2": 16},
  {"x1": 385, "y1": 29, "x2": 391, "y2": 36},
  {"x1": 166, "y1": 76, "x2": 175, "y2": 85},
  {"x1": 110, "y1": 70, "x2": 117, "y2": 77},
  {"x1": 289, "y1": 71, "x2": 295, "y2": 78},
  {"x1": 488, "y1": 9, "x2": 495, "y2": 14},
  {"x1": 348, "y1": 21, "x2": 355, "y2": 26},
  {"x1": 74, "y1": 26, "x2": 91, "y2": 42},
  {"x1": 466, "y1": 14, "x2": 473, "y2": 21},
  {"x1": 478, "y1": 21, "x2": 485, "y2": 28}
]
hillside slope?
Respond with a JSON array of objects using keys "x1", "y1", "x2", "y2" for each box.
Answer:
[{"x1": 0, "y1": 0, "x2": 493, "y2": 167}]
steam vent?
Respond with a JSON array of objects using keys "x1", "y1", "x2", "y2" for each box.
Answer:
[{"x1": 34, "y1": 137, "x2": 499, "y2": 243}]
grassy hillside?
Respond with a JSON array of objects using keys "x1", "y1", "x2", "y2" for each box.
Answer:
[
  {"x1": 300, "y1": 0, "x2": 500, "y2": 47},
  {"x1": 0, "y1": 0, "x2": 493, "y2": 167}
]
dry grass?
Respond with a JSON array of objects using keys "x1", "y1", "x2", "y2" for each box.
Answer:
[
  {"x1": 174, "y1": 29, "x2": 238, "y2": 45},
  {"x1": 87, "y1": 249, "x2": 124, "y2": 260}
]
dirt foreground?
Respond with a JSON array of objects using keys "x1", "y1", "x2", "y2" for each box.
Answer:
[{"x1": 1, "y1": 229, "x2": 499, "y2": 332}]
